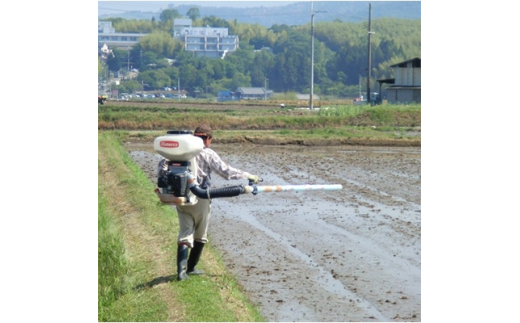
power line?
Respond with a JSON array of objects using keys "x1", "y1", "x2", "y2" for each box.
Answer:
[{"x1": 98, "y1": 7, "x2": 130, "y2": 13}]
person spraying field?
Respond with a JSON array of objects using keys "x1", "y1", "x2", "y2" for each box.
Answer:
[{"x1": 154, "y1": 125, "x2": 342, "y2": 281}]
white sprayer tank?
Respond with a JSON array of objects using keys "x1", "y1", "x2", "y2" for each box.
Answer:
[{"x1": 154, "y1": 131, "x2": 203, "y2": 162}]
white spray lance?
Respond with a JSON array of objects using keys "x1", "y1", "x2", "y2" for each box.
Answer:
[{"x1": 153, "y1": 130, "x2": 342, "y2": 204}]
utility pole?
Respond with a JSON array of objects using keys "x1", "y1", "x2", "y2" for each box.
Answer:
[
  {"x1": 309, "y1": 2, "x2": 326, "y2": 110},
  {"x1": 367, "y1": 3, "x2": 373, "y2": 104},
  {"x1": 264, "y1": 77, "x2": 268, "y2": 101},
  {"x1": 359, "y1": 74, "x2": 362, "y2": 99}
]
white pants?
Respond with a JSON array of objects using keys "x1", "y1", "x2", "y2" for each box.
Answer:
[{"x1": 175, "y1": 198, "x2": 211, "y2": 248}]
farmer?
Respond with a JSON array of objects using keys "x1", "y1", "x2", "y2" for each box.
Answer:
[{"x1": 160, "y1": 124, "x2": 259, "y2": 281}]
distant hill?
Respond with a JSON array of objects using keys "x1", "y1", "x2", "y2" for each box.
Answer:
[{"x1": 98, "y1": 1, "x2": 421, "y2": 27}]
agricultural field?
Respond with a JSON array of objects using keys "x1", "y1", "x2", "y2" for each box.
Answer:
[
  {"x1": 98, "y1": 100, "x2": 421, "y2": 146},
  {"x1": 100, "y1": 100, "x2": 421, "y2": 321},
  {"x1": 126, "y1": 140, "x2": 421, "y2": 321}
]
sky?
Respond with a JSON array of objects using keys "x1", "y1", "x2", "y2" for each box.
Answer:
[{"x1": 98, "y1": 1, "x2": 299, "y2": 16}]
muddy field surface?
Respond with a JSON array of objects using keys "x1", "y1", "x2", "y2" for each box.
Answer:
[{"x1": 126, "y1": 141, "x2": 421, "y2": 322}]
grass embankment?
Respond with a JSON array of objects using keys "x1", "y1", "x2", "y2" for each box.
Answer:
[
  {"x1": 106, "y1": 103, "x2": 420, "y2": 147},
  {"x1": 98, "y1": 131, "x2": 264, "y2": 322},
  {"x1": 99, "y1": 103, "x2": 420, "y2": 146},
  {"x1": 98, "y1": 102, "x2": 420, "y2": 129}
]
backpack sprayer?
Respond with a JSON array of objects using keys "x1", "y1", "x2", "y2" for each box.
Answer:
[{"x1": 153, "y1": 130, "x2": 343, "y2": 205}]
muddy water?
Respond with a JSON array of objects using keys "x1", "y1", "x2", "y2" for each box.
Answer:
[{"x1": 126, "y1": 142, "x2": 421, "y2": 322}]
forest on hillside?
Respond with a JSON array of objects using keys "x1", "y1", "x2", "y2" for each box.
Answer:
[{"x1": 98, "y1": 10, "x2": 420, "y2": 98}]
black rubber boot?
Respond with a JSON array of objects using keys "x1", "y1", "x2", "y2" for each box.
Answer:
[
  {"x1": 187, "y1": 241, "x2": 205, "y2": 275},
  {"x1": 177, "y1": 244, "x2": 189, "y2": 281}
]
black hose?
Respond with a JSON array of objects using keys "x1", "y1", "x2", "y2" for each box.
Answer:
[{"x1": 190, "y1": 185, "x2": 246, "y2": 199}]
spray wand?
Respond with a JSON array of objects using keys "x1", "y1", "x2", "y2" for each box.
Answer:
[
  {"x1": 153, "y1": 131, "x2": 342, "y2": 205},
  {"x1": 244, "y1": 178, "x2": 342, "y2": 195}
]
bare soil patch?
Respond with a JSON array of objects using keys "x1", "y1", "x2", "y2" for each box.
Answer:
[{"x1": 125, "y1": 141, "x2": 421, "y2": 322}]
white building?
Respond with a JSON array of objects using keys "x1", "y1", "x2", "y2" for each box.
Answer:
[
  {"x1": 99, "y1": 19, "x2": 239, "y2": 58},
  {"x1": 173, "y1": 19, "x2": 239, "y2": 58},
  {"x1": 98, "y1": 21, "x2": 147, "y2": 50}
]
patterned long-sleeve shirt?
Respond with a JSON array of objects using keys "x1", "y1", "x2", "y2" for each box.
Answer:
[{"x1": 196, "y1": 147, "x2": 251, "y2": 187}]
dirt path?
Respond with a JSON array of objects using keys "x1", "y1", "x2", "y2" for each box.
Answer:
[{"x1": 126, "y1": 142, "x2": 421, "y2": 322}]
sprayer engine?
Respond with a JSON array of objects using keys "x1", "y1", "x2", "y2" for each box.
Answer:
[{"x1": 157, "y1": 161, "x2": 192, "y2": 198}]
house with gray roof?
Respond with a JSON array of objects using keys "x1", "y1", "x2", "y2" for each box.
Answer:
[
  {"x1": 235, "y1": 87, "x2": 273, "y2": 100},
  {"x1": 384, "y1": 57, "x2": 421, "y2": 104}
]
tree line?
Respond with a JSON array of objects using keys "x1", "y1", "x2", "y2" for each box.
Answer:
[{"x1": 99, "y1": 9, "x2": 420, "y2": 98}]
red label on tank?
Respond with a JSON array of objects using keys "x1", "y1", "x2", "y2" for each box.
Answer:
[{"x1": 159, "y1": 141, "x2": 179, "y2": 148}]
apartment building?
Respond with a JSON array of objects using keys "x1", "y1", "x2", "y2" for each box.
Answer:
[
  {"x1": 98, "y1": 21, "x2": 147, "y2": 50},
  {"x1": 99, "y1": 19, "x2": 239, "y2": 58},
  {"x1": 173, "y1": 19, "x2": 239, "y2": 58}
]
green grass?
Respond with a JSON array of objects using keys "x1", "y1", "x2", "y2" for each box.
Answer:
[
  {"x1": 98, "y1": 131, "x2": 170, "y2": 321},
  {"x1": 98, "y1": 102, "x2": 421, "y2": 131},
  {"x1": 98, "y1": 186, "x2": 131, "y2": 313},
  {"x1": 98, "y1": 131, "x2": 264, "y2": 322},
  {"x1": 318, "y1": 105, "x2": 365, "y2": 117}
]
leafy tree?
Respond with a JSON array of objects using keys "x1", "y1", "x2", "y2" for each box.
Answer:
[
  {"x1": 157, "y1": 8, "x2": 181, "y2": 33},
  {"x1": 137, "y1": 69, "x2": 171, "y2": 89},
  {"x1": 98, "y1": 57, "x2": 104, "y2": 76},
  {"x1": 139, "y1": 51, "x2": 163, "y2": 72},
  {"x1": 101, "y1": 16, "x2": 420, "y2": 97},
  {"x1": 117, "y1": 80, "x2": 141, "y2": 94},
  {"x1": 222, "y1": 72, "x2": 251, "y2": 90},
  {"x1": 138, "y1": 31, "x2": 183, "y2": 59},
  {"x1": 179, "y1": 64, "x2": 199, "y2": 90},
  {"x1": 250, "y1": 49, "x2": 275, "y2": 87},
  {"x1": 159, "y1": 9, "x2": 181, "y2": 22},
  {"x1": 199, "y1": 16, "x2": 232, "y2": 31},
  {"x1": 327, "y1": 40, "x2": 366, "y2": 86},
  {"x1": 313, "y1": 41, "x2": 334, "y2": 87},
  {"x1": 187, "y1": 7, "x2": 200, "y2": 21},
  {"x1": 106, "y1": 52, "x2": 121, "y2": 72},
  {"x1": 269, "y1": 24, "x2": 291, "y2": 34},
  {"x1": 234, "y1": 22, "x2": 277, "y2": 49},
  {"x1": 224, "y1": 48, "x2": 254, "y2": 72},
  {"x1": 271, "y1": 29, "x2": 311, "y2": 92},
  {"x1": 127, "y1": 44, "x2": 144, "y2": 70},
  {"x1": 161, "y1": 66, "x2": 180, "y2": 87},
  {"x1": 110, "y1": 18, "x2": 153, "y2": 33},
  {"x1": 210, "y1": 59, "x2": 226, "y2": 80}
]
